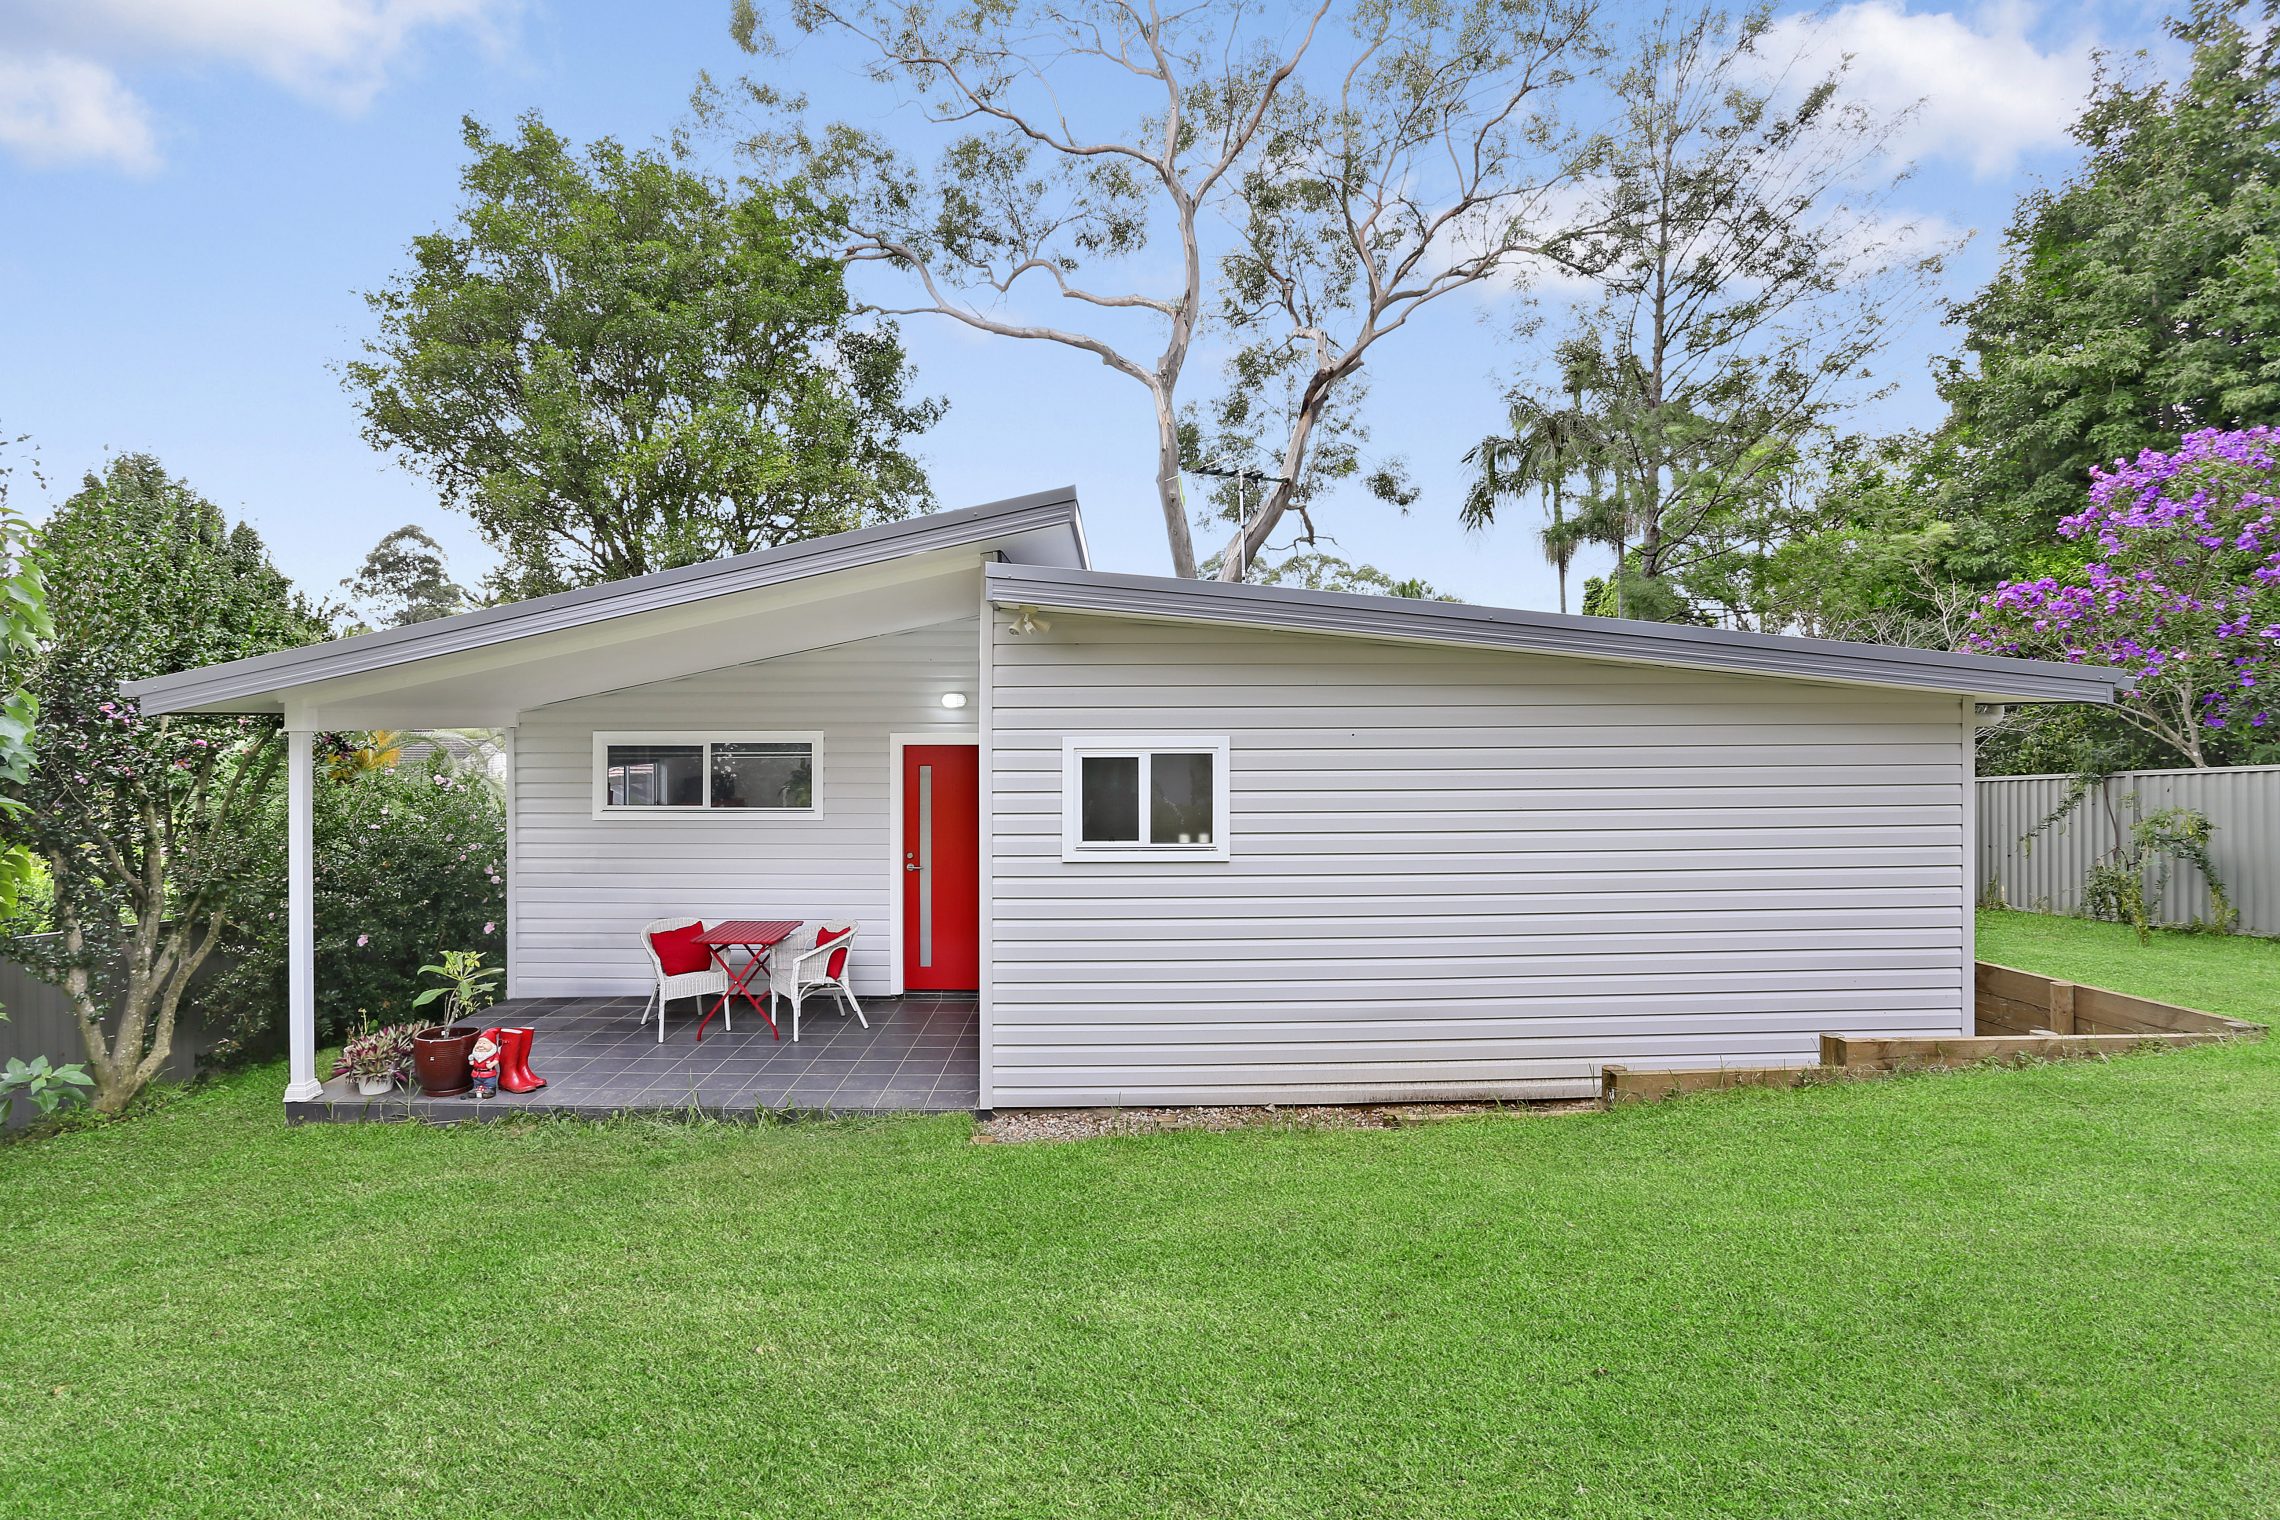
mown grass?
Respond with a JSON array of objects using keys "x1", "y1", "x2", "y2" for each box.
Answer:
[
  {"x1": 1, "y1": 912, "x2": 2275, "y2": 1518},
  {"x1": 1976, "y1": 906, "x2": 2280, "y2": 1024}
]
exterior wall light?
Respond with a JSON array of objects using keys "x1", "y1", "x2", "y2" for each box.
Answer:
[{"x1": 941, "y1": 692, "x2": 969, "y2": 710}]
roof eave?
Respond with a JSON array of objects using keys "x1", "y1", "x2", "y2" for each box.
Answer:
[
  {"x1": 984, "y1": 564, "x2": 2129, "y2": 707},
  {"x1": 126, "y1": 489, "x2": 1084, "y2": 717}
]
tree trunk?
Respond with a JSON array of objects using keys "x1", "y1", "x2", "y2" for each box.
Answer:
[
  {"x1": 54, "y1": 856, "x2": 194, "y2": 1118},
  {"x1": 1614, "y1": 513, "x2": 1627, "y2": 618},
  {"x1": 1552, "y1": 481, "x2": 1568, "y2": 616},
  {"x1": 1151, "y1": 385, "x2": 1198, "y2": 578},
  {"x1": 1214, "y1": 369, "x2": 1333, "y2": 582}
]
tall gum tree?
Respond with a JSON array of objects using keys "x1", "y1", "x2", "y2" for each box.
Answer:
[
  {"x1": 722, "y1": 0, "x2": 1603, "y2": 579},
  {"x1": 1475, "y1": 3, "x2": 1947, "y2": 625}
]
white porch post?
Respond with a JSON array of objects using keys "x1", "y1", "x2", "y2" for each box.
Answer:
[
  {"x1": 284, "y1": 727, "x2": 321, "y2": 1103},
  {"x1": 502, "y1": 725, "x2": 518, "y2": 998}
]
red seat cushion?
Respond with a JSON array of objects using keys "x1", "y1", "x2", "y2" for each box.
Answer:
[
  {"x1": 649, "y1": 922, "x2": 711, "y2": 977},
  {"x1": 816, "y1": 924, "x2": 852, "y2": 981}
]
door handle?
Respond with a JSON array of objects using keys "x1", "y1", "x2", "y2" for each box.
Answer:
[{"x1": 904, "y1": 862, "x2": 923, "y2": 872}]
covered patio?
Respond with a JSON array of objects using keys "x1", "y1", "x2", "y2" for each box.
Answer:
[
  {"x1": 288, "y1": 993, "x2": 981, "y2": 1122},
  {"x1": 119, "y1": 494, "x2": 1089, "y2": 1116}
]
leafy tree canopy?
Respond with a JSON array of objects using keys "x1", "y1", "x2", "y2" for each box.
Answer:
[
  {"x1": 0, "y1": 428, "x2": 51, "y2": 919},
  {"x1": 339, "y1": 525, "x2": 469, "y2": 630},
  {"x1": 1241, "y1": 552, "x2": 1450, "y2": 601},
  {"x1": 210, "y1": 755, "x2": 505, "y2": 1052},
  {"x1": 1939, "y1": 1, "x2": 2280, "y2": 564},
  {"x1": 346, "y1": 113, "x2": 942, "y2": 600},
  {"x1": 725, "y1": 0, "x2": 1598, "y2": 579},
  {"x1": 1462, "y1": 4, "x2": 1942, "y2": 627}
]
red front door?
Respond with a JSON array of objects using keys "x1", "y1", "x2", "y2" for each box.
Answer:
[{"x1": 901, "y1": 744, "x2": 980, "y2": 991}]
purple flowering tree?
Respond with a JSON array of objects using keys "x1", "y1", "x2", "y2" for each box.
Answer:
[{"x1": 1966, "y1": 427, "x2": 2280, "y2": 767}]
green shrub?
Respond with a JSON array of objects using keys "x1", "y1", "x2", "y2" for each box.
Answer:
[{"x1": 210, "y1": 751, "x2": 505, "y2": 1050}]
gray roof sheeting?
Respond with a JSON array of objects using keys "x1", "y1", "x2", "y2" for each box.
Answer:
[
  {"x1": 984, "y1": 563, "x2": 2128, "y2": 704},
  {"x1": 126, "y1": 489, "x2": 1085, "y2": 716}
]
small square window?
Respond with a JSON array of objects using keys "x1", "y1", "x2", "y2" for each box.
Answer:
[{"x1": 1063, "y1": 738, "x2": 1229, "y2": 860}]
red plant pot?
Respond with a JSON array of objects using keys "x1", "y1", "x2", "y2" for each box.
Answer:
[{"x1": 411, "y1": 1025, "x2": 480, "y2": 1096}]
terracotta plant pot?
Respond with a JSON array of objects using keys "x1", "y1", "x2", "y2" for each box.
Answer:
[{"x1": 411, "y1": 1026, "x2": 480, "y2": 1096}]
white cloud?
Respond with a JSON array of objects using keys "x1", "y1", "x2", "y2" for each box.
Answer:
[
  {"x1": 1761, "y1": 2, "x2": 2097, "y2": 179},
  {"x1": 0, "y1": 0, "x2": 515, "y2": 172},
  {"x1": 1832, "y1": 206, "x2": 1972, "y2": 274},
  {"x1": 0, "y1": 51, "x2": 158, "y2": 173}
]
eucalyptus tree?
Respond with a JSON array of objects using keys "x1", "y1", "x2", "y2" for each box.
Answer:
[{"x1": 724, "y1": 0, "x2": 1603, "y2": 579}]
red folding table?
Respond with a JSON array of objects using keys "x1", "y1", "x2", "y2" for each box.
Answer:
[{"x1": 692, "y1": 920, "x2": 802, "y2": 1042}]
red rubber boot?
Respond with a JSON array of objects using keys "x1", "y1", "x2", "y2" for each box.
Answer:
[{"x1": 499, "y1": 1026, "x2": 547, "y2": 1094}]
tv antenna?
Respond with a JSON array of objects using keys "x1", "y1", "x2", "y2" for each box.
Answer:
[{"x1": 1184, "y1": 459, "x2": 1292, "y2": 581}]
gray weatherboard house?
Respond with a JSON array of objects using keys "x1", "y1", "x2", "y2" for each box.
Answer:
[{"x1": 126, "y1": 489, "x2": 2125, "y2": 1113}]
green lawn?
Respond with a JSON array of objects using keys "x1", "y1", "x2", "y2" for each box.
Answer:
[
  {"x1": 1976, "y1": 908, "x2": 2280, "y2": 1024},
  {"x1": 3, "y1": 913, "x2": 2276, "y2": 1519}
]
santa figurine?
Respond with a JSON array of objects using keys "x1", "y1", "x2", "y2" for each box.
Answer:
[{"x1": 469, "y1": 1028, "x2": 504, "y2": 1099}]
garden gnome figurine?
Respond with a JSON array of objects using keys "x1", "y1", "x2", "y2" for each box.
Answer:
[{"x1": 469, "y1": 1029, "x2": 503, "y2": 1099}]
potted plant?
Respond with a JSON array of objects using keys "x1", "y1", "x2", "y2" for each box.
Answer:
[
  {"x1": 409, "y1": 950, "x2": 504, "y2": 1097},
  {"x1": 332, "y1": 1020, "x2": 415, "y2": 1096}
]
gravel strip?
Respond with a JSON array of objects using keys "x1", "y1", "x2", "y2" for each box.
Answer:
[{"x1": 974, "y1": 1098, "x2": 1598, "y2": 1144}]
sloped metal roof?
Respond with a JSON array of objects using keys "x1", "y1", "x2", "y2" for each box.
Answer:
[
  {"x1": 126, "y1": 489, "x2": 1085, "y2": 716},
  {"x1": 984, "y1": 563, "x2": 2128, "y2": 704}
]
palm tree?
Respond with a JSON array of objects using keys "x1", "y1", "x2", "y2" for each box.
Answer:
[{"x1": 1459, "y1": 345, "x2": 1612, "y2": 616}]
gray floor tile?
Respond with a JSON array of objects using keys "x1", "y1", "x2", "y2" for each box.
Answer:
[{"x1": 295, "y1": 992, "x2": 977, "y2": 1124}]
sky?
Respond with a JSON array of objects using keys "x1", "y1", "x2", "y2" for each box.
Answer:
[{"x1": 0, "y1": 0, "x2": 2183, "y2": 614}]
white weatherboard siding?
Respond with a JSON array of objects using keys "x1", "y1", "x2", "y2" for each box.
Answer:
[
  {"x1": 987, "y1": 612, "x2": 1971, "y2": 1106},
  {"x1": 513, "y1": 619, "x2": 979, "y2": 996}
]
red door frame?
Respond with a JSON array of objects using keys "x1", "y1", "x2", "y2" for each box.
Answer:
[{"x1": 895, "y1": 738, "x2": 981, "y2": 992}]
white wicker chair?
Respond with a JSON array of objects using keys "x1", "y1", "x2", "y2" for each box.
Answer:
[
  {"x1": 766, "y1": 921, "x2": 867, "y2": 1041},
  {"x1": 637, "y1": 917, "x2": 730, "y2": 1043}
]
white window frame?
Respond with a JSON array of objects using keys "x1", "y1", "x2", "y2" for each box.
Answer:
[
  {"x1": 591, "y1": 731, "x2": 823, "y2": 819},
  {"x1": 1060, "y1": 735, "x2": 1231, "y2": 862}
]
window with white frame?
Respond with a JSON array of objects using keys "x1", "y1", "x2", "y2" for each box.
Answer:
[
  {"x1": 1061, "y1": 737, "x2": 1230, "y2": 860},
  {"x1": 593, "y1": 732, "x2": 820, "y2": 816}
]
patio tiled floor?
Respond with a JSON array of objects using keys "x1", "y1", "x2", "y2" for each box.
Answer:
[{"x1": 287, "y1": 992, "x2": 980, "y2": 1123}]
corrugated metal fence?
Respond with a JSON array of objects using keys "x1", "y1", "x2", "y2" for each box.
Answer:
[{"x1": 1977, "y1": 765, "x2": 2280, "y2": 936}]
